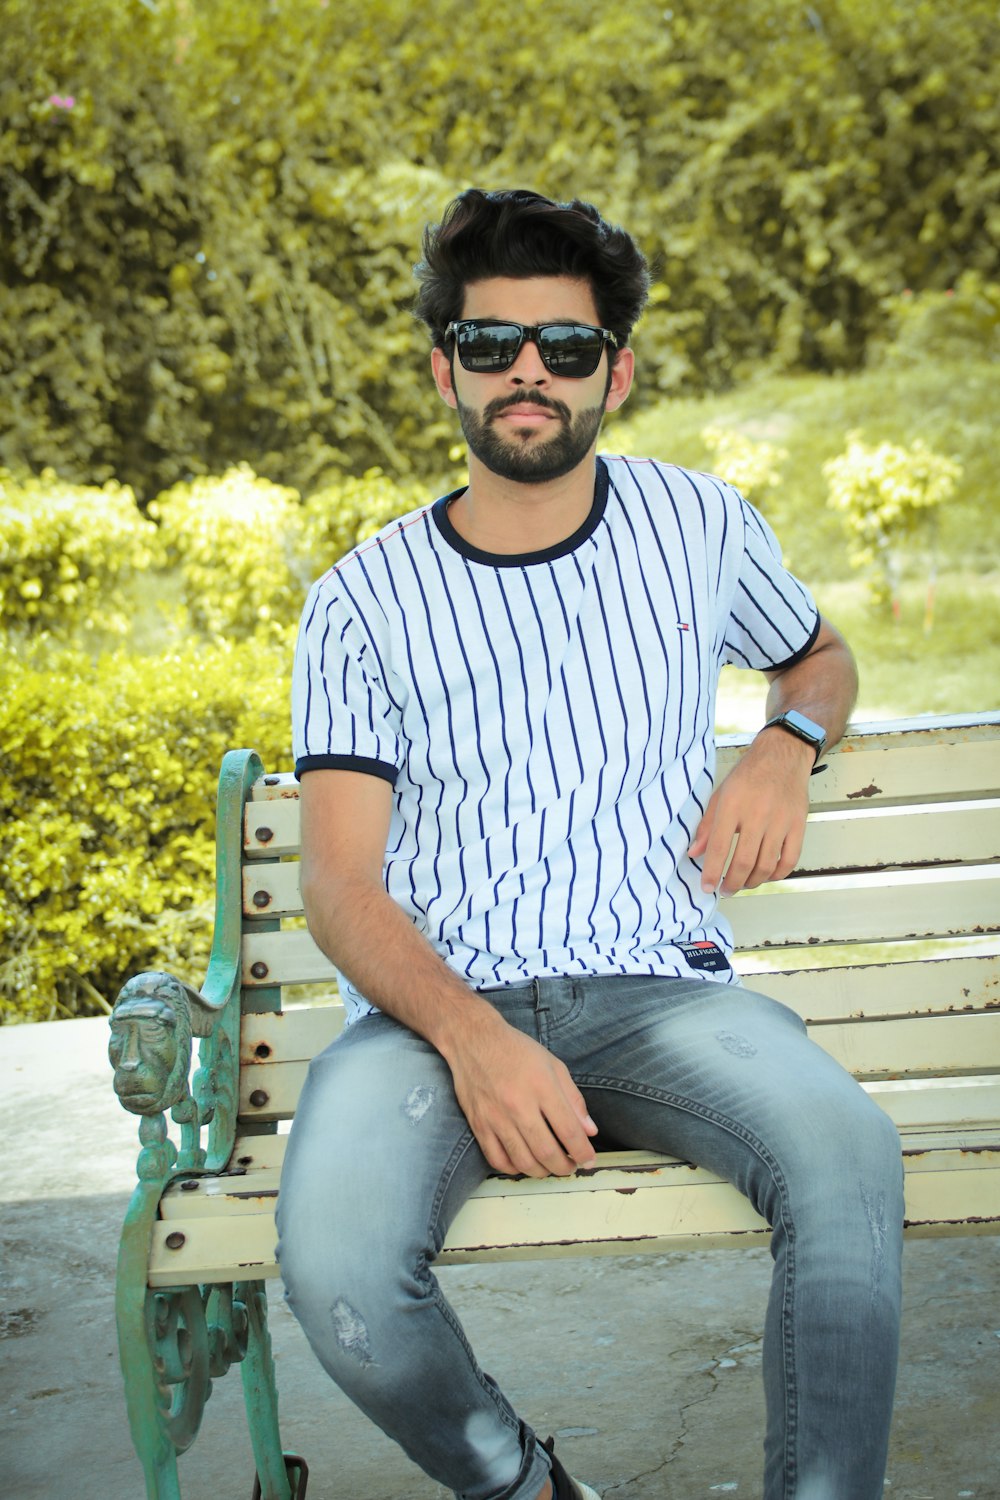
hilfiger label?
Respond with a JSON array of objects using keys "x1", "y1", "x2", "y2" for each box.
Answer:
[{"x1": 678, "y1": 940, "x2": 732, "y2": 973}]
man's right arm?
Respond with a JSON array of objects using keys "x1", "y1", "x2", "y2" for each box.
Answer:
[{"x1": 299, "y1": 769, "x2": 597, "y2": 1178}]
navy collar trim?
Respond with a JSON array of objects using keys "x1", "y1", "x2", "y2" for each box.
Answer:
[{"x1": 431, "y1": 458, "x2": 609, "y2": 568}]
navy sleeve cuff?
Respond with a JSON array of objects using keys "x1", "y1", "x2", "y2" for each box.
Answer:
[
  {"x1": 770, "y1": 612, "x2": 821, "y2": 671},
  {"x1": 294, "y1": 754, "x2": 399, "y2": 785}
]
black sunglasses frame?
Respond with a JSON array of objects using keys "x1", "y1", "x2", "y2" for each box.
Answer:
[{"x1": 445, "y1": 319, "x2": 619, "y2": 378}]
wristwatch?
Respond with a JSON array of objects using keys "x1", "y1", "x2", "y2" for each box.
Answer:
[{"x1": 761, "y1": 709, "x2": 827, "y2": 767}]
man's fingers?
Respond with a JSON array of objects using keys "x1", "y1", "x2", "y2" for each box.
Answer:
[
  {"x1": 697, "y1": 822, "x2": 739, "y2": 894},
  {"x1": 540, "y1": 1102, "x2": 597, "y2": 1172},
  {"x1": 473, "y1": 1091, "x2": 595, "y2": 1179}
]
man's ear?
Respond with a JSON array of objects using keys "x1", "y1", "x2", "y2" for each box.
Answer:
[
  {"x1": 604, "y1": 346, "x2": 635, "y2": 414},
  {"x1": 431, "y1": 345, "x2": 458, "y2": 409}
]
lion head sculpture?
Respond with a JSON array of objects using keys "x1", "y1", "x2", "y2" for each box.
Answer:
[{"x1": 109, "y1": 972, "x2": 195, "y2": 1116}]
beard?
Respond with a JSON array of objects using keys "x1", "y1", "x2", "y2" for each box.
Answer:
[{"x1": 456, "y1": 388, "x2": 608, "y2": 484}]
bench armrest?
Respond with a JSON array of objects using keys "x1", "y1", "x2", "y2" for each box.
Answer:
[{"x1": 108, "y1": 748, "x2": 263, "y2": 1180}]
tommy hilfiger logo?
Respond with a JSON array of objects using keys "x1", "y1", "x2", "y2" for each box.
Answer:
[
  {"x1": 676, "y1": 622, "x2": 690, "y2": 631},
  {"x1": 678, "y1": 940, "x2": 731, "y2": 972}
]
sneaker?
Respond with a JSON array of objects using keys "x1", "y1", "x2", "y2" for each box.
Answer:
[{"x1": 542, "y1": 1435, "x2": 602, "y2": 1500}]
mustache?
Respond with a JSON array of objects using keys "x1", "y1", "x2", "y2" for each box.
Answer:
[{"x1": 483, "y1": 390, "x2": 571, "y2": 423}]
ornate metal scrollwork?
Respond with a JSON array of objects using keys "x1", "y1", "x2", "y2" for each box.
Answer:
[{"x1": 144, "y1": 1283, "x2": 251, "y2": 1455}]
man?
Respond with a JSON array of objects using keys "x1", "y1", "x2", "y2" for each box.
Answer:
[{"x1": 278, "y1": 189, "x2": 903, "y2": 1500}]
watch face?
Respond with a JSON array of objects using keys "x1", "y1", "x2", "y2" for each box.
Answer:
[{"x1": 783, "y1": 710, "x2": 825, "y2": 747}]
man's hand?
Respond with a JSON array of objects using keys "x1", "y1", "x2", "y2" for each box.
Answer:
[
  {"x1": 441, "y1": 1006, "x2": 598, "y2": 1179},
  {"x1": 689, "y1": 729, "x2": 814, "y2": 895},
  {"x1": 691, "y1": 614, "x2": 858, "y2": 896}
]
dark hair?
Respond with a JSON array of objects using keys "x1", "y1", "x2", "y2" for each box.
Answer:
[{"x1": 414, "y1": 188, "x2": 651, "y2": 350}]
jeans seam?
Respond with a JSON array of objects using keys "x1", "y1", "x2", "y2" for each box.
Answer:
[
  {"x1": 578, "y1": 1073, "x2": 800, "y2": 1494},
  {"x1": 415, "y1": 1130, "x2": 524, "y2": 1440}
]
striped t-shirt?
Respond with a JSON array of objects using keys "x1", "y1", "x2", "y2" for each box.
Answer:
[{"x1": 292, "y1": 454, "x2": 819, "y2": 1023}]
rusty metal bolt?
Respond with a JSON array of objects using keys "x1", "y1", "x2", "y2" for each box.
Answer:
[
  {"x1": 237, "y1": 1155, "x2": 253, "y2": 1167},
  {"x1": 180, "y1": 1179, "x2": 200, "y2": 1193},
  {"x1": 256, "y1": 826, "x2": 274, "y2": 844},
  {"x1": 264, "y1": 776, "x2": 280, "y2": 786},
  {"x1": 250, "y1": 961, "x2": 269, "y2": 979},
  {"x1": 165, "y1": 1232, "x2": 186, "y2": 1250},
  {"x1": 252, "y1": 890, "x2": 271, "y2": 909},
  {"x1": 254, "y1": 1042, "x2": 271, "y2": 1059},
  {"x1": 249, "y1": 1089, "x2": 269, "y2": 1108}
]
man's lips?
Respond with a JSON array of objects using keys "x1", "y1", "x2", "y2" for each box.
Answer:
[
  {"x1": 485, "y1": 392, "x2": 569, "y2": 422},
  {"x1": 498, "y1": 407, "x2": 556, "y2": 423}
]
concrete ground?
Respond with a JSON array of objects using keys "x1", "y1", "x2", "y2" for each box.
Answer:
[{"x1": 2, "y1": 1016, "x2": 998, "y2": 1500}]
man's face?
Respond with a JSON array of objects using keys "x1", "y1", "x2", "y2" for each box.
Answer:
[{"x1": 431, "y1": 276, "x2": 633, "y2": 485}]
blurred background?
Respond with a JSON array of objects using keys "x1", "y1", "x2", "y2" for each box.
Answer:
[{"x1": 1, "y1": 0, "x2": 997, "y2": 1023}]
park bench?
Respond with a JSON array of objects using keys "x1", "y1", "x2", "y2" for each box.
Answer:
[{"x1": 109, "y1": 710, "x2": 1000, "y2": 1500}]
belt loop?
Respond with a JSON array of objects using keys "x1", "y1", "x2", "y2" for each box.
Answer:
[{"x1": 531, "y1": 978, "x2": 550, "y2": 1046}]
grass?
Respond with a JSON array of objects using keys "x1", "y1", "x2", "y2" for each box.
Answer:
[
  {"x1": 605, "y1": 353, "x2": 999, "y2": 585},
  {"x1": 716, "y1": 572, "x2": 1000, "y2": 733},
  {"x1": 600, "y1": 350, "x2": 1000, "y2": 731}
]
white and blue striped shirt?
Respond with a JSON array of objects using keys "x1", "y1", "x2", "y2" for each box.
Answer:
[{"x1": 293, "y1": 455, "x2": 819, "y2": 1023}]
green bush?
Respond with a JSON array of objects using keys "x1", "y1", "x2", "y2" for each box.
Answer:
[
  {"x1": 150, "y1": 465, "x2": 305, "y2": 642},
  {"x1": 700, "y1": 425, "x2": 787, "y2": 505},
  {"x1": 0, "y1": 462, "x2": 439, "y2": 1020},
  {"x1": 870, "y1": 273, "x2": 1000, "y2": 368},
  {"x1": 151, "y1": 464, "x2": 427, "y2": 641},
  {"x1": 0, "y1": 638, "x2": 291, "y2": 1022},
  {"x1": 0, "y1": 467, "x2": 156, "y2": 634},
  {"x1": 300, "y1": 468, "x2": 428, "y2": 563},
  {"x1": 824, "y1": 437, "x2": 961, "y2": 606},
  {"x1": 2, "y1": 0, "x2": 997, "y2": 496}
]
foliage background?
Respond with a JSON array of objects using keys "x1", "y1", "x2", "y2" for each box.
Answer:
[
  {"x1": 2, "y1": 0, "x2": 998, "y2": 496},
  {"x1": 1, "y1": 0, "x2": 998, "y2": 1020}
]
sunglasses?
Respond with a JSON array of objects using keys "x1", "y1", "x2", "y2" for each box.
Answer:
[{"x1": 445, "y1": 319, "x2": 619, "y2": 378}]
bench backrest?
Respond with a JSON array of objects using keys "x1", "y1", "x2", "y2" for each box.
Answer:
[{"x1": 230, "y1": 714, "x2": 1000, "y2": 1137}]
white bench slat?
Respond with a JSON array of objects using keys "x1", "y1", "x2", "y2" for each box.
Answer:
[
  {"x1": 148, "y1": 1137, "x2": 1000, "y2": 1285},
  {"x1": 244, "y1": 799, "x2": 301, "y2": 859},
  {"x1": 225, "y1": 1083, "x2": 1000, "y2": 1173},
  {"x1": 240, "y1": 868, "x2": 1000, "y2": 986},
  {"x1": 725, "y1": 866, "x2": 1000, "y2": 949},
  {"x1": 799, "y1": 800, "x2": 1000, "y2": 869},
  {"x1": 244, "y1": 790, "x2": 1000, "y2": 870},
  {"x1": 246, "y1": 716, "x2": 1000, "y2": 811},
  {"x1": 236, "y1": 953, "x2": 1000, "y2": 1075},
  {"x1": 240, "y1": 801, "x2": 1000, "y2": 917},
  {"x1": 807, "y1": 740, "x2": 1000, "y2": 810},
  {"x1": 163, "y1": 1124, "x2": 1000, "y2": 1222},
  {"x1": 236, "y1": 1044, "x2": 1000, "y2": 1124},
  {"x1": 752, "y1": 952, "x2": 1000, "y2": 1021}
]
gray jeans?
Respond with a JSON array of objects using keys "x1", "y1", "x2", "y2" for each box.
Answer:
[{"x1": 276, "y1": 976, "x2": 904, "y2": 1500}]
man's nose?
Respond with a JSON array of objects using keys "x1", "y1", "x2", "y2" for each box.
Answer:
[{"x1": 506, "y1": 336, "x2": 549, "y2": 384}]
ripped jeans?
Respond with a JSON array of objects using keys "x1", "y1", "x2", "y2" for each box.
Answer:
[{"x1": 276, "y1": 976, "x2": 904, "y2": 1500}]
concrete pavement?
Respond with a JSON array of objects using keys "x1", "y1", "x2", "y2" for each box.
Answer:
[{"x1": 2, "y1": 1016, "x2": 998, "y2": 1500}]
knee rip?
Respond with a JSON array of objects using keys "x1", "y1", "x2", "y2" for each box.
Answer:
[
  {"x1": 402, "y1": 1083, "x2": 436, "y2": 1123},
  {"x1": 714, "y1": 1029, "x2": 757, "y2": 1059},
  {"x1": 331, "y1": 1297, "x2": 375, "y2": 1367},
  {"x1": 861, "y1": 1185, "x2": 890, "y2": 1300}
]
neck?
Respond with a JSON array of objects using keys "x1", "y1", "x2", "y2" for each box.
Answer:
[{"x1": 448, "y1": 452, "x2": 599, "y2": 555}]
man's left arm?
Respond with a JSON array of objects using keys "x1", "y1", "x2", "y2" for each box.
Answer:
[{"x1": 690, "y1": 615, "x2": 858, "y2": 895}]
